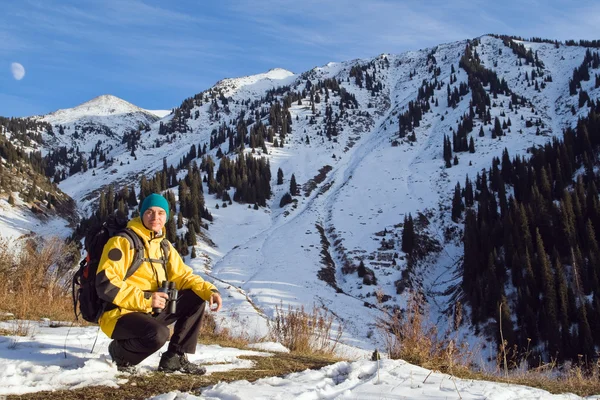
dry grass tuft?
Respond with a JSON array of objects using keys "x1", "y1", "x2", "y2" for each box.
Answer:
[
  {"x1": 269, "y1": 303, "x2": 343, "y2": 357},
  {"x1": 378, "y1": 292, "x2": 600, "y2": 397},
  {"x1": 377, "y1": 292, "x2": 472, "y2": 375},
  {"x1": 0, "y1": 236, "x2": 80, "y2": 323},
  {"x1": 198, "y1": 311, "x2": 251, "y2": 349}
]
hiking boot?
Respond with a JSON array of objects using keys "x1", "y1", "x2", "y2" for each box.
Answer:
[
  {"x1": 108, "y1": 341, "x2": 136, "y2": 374},
  {"x1": 158, "y1": 351, "x2": 207, "y2": 375}
]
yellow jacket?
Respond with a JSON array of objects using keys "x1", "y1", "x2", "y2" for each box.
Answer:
[{"x1": 96, "y1": 217, "x2": 217, "y2": 337}]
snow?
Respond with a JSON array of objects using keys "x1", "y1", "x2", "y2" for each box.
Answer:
[
  {"x1": 0, "y1": 196, "x2": 72, "y2": 240},
  {"x1": 215, "y1": 68, "x2": 297, "y2": 98},
  {"x1": 145, "y1": 109, "x2": 173, "y2": 118},
  {"x1": 0, "y1": 320, "x2": 595, "y2": 399},
  {"x1": 246, "y1": 342, "x2": 290, "y2": 353},
  {"x1": 0, "y1": 319, "x2": 270, "y2": 396}
]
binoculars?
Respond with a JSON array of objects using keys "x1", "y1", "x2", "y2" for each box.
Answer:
[{"x1": 152, "y1": 281, "x2": 178, "y2": 314}]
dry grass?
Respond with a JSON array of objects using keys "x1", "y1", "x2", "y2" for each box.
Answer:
[
  {"x1": 269, "y1": 303, "x2": 343, "y2": 357},
  {"x1": 378, "y1": 292, "x2": 600, "y2": 397},
  {"x1": 0, "y1": 236, "x2": 80, "y2": 324},
  {"x1": 377, "y1": 292, "x2": 473, "y2": 376},
  {"x1": 197, "y1": 310, "x2": 252, "y2": 349}
]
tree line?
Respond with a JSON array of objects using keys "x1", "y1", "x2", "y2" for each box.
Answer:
[{"x1": 458, "y1": 102, "x2": 600, "y2": 364}]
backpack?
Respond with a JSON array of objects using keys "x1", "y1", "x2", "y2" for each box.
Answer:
[{"x1": 72, "y1": 214, "x2": 170, "y2": 323}]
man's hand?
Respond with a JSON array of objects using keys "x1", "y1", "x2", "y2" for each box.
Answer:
[
  {"x1": 151, "y1": 292, "x2": 169, "y2": 310},
  {"x1": 209, "y1": 292, "x2": 222, "y2": 312}
]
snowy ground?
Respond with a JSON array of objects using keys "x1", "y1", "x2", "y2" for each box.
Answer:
[{"x1": 0, "y1": 319, "x2": 597, "y2": 399}]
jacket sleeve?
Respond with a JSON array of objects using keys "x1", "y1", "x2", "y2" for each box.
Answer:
[
  {"x1": 96, "y1": 236, "x2": 153, "y2": 313},
  {"x1": 166, "y1": 243, "x2": 218, "y2": 301}
]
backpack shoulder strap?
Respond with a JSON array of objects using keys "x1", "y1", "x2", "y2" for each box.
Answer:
[
  {"x1": 160, "y1": 238, "x2": 170, "y2": 262},
  {"x1": 115, "y1": 228, "x2": 145, "y2": 281}
]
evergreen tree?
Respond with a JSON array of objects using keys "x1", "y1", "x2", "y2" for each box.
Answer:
[
  {"x1": 127, "y1": 186, "x2": 138, "y2": 207},
  {"x1": 451, "y1": 183, "x2": 463, "y2": 222},
  {"x1": 401, "y1": 214, "x2": 415, "y2": 255},
  {"x1": 290, "y1": 173, "x2": 298, "y2": 196},
  {"x1": 277, "y1": 167, "x2": 284, "y2": 185},
  {"x1": 97, "y1": 192, "x2": 107, "y2": 220},
  {"x1": 165, "y1": 217, "x2": 177, "y2": 243},
  {"x1": 464, "y1": 176, "x2": 474, "y2": 207},
  {"x1": 443, "y1": 135, "x2": 452, "y2": 168},
  {"x1": 493, "y1": 116, "x2": 502, "y2": 138},
  {"x1": 535, "y1": 228, "x2": 559, "y2": 351},
  {"x1": 187, "y1": 221, "x2": 197, "y2": 245},
  {"x1": 357, "y1": 260, "x2": 366, "y2": 278},
  {"x1": 584, "y1": 219, "x2": 600, "y2": 290},
  {"x1": 177, "y1": 211, "x2": 183, "y2": 229},
  {"x1": 279, "y1": 192, "x2": 293, "y2": 207},
  {"x1": 577, "y1": 300, "x2": 594, "y2": 357},
  {"x1": 553, "y1": 249, "x2": 571, "y2": 358}
]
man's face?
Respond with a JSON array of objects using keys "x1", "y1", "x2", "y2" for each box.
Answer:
[{"x1": 142, "y1": 206, "x2": 167, "y2": 233}]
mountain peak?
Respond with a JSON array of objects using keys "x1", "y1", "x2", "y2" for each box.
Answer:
[
  {"x1": 41, "y1": 94, "x2": 154, "y2": 122},
  {"x1": 265, "y1": 68, "x2": 295, "y2": 79},
  {"x1": 81, "y1": 94, "x2": 126, "y2": 105},
  {"x1": 66, "y1": 94, "x2": 147, "y2": 117},
  {"x1": 215, "y1": 68, "x2": 296, "y2": 97},
  {"x1": 38, "y1": 93, "x2": 159, "y2": 152}
]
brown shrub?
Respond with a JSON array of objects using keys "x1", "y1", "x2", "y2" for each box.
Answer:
[
  {"x1": 0, "y1": 235, "x2": 79, "y2": 322},
  {"x1": 377, "y1": 292, "x2": 472, "y2": 374},
  {"x1": 269, "y1": 303, "x2": 342, "y2": 357}
]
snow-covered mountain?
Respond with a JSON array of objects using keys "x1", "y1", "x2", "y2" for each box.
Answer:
[
  {"x1": 214, "y1": 67, "x2": 297, "y2": 97},
  {"x1": 36, "y1": 94, "x2": 161, "y2": 154},
  {"x1": 2, "y1": 35, "x2": 600, "y2": 356}
]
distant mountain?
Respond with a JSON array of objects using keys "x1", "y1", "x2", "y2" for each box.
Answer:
[
  {"x1": 1, "y1": 35, "x2": 600, "y2": 365},
  {"x1": 0, "y1": 94, "x2": 159, "y2": 235},
  {"x1": 36, "y1": 94, "x2": 160, "y2": 154},
  {"x1": 46, "y1": 94, "x2": 154, "y2": 118}
]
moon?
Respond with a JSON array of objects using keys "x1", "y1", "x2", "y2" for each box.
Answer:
[{"x1": 11, "y1": 62, "x2": 25, "y2": 80}]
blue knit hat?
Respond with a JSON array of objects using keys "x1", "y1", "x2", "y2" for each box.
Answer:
[{"x1": 140, "y1": 193, "x2": 170, "y2": 219}]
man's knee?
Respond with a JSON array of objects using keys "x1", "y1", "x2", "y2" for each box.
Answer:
[
  {"x1": 179, "y1": 290, "x2": 205, "y2": 313},
  {"x1": 146, "y1": 324, "x2": 170, "y2": 350}
]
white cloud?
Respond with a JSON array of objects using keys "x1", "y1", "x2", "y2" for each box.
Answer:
[{"x1": 10, "y1": 62, "x2": 25, "y2": 80}]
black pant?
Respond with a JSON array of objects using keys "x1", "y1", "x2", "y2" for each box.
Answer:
[{"x1": 111, "y1": 289, "x2": 206, "y2": 365}]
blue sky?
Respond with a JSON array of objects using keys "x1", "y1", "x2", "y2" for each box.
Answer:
[{"x1": 1, "y1": 0, "x2": 599, "y2": 117}]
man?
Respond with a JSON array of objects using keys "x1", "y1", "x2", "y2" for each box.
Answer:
[{"x1": 96, "y1": 193, "x2": 222, "y2": 374}]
